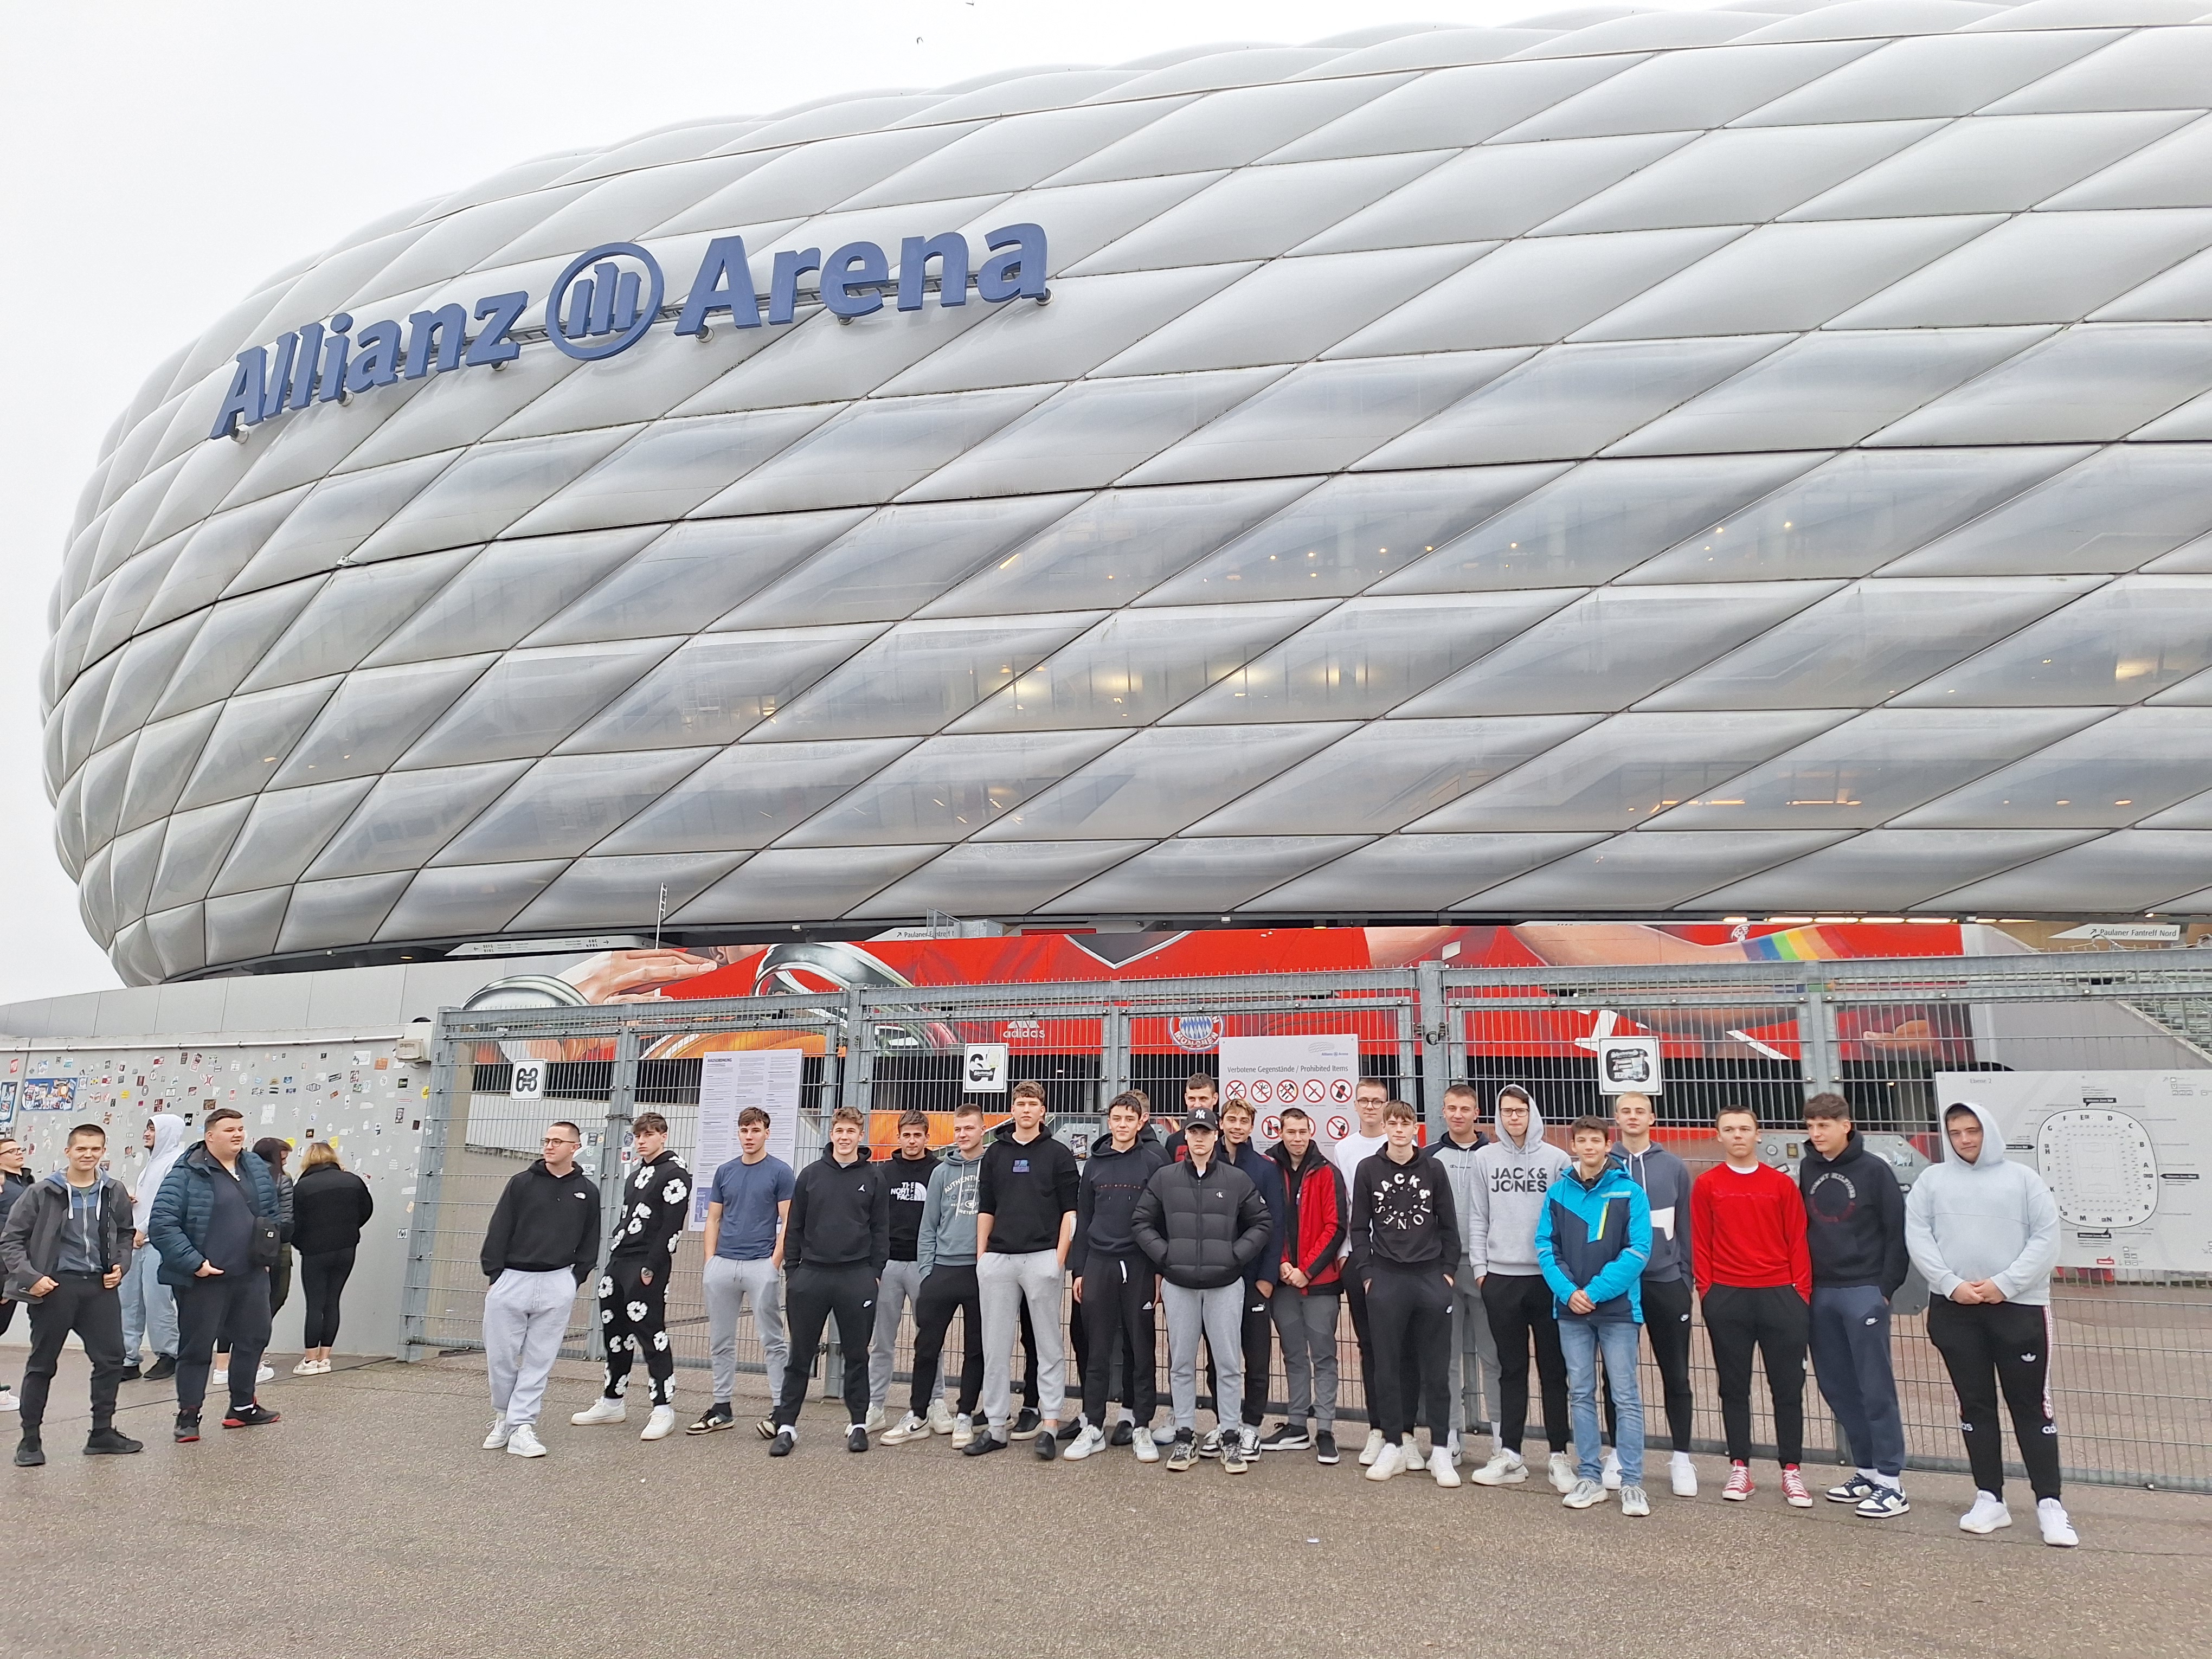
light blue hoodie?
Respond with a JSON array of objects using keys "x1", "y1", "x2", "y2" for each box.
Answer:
[{"x1": 1905, "y1": 1102, "x2": 2061, "y2": 1308}]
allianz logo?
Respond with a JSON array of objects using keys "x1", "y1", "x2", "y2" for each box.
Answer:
[{"x1": 209, "y1": 223, "x2": 1049, "y2": 441}]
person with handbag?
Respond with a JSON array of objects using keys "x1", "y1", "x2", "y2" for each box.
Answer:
[{"x1": 147, "y1": 1107, "x2": 284, "y2": 1443}]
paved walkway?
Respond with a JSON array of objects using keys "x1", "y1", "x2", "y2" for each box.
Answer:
[{"x1": 9, "y1": 1351, "x2": 2209, "y2": 1659}]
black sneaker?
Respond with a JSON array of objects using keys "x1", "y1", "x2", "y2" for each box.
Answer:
[
  {"x1": 1108, "y1": 1419, "x2": 1134, "y2": 1447},
  {"x1": 120, "y1": 1365, "x2": 143, "y2": 1383},
  {"x1": 1036, "y1": 1426, "x2": 1058, "y2": 1461},
  {"x1": 768, "y1": 1427, "x2": 796, "y2": 1457},
  {"x1": 688, "y1": 1405, "x2": 736, "y2": 1435},
  {"x1": 222, "y1": 1403, "x2": 280, "y2": 1429},
  {"x1": 173, "y1": 1413, "x2": 200, "y2": 1444},
  {"x1": 1166, "y1": 1430, "x2": 1197, "y2": 1472},
  {"x1": 1315, "y1": 1431, "x2": 1340, "y2": 1465},
  {"x1": 85, "y1": 1427, "x2": 143, "y2": 1456},
  {"x1": 1261, "y1": 1423, "x2": 1310, "y2": 1452},
  {"x1": 1055, "y1": 1419, "x2": 1084, "y2": 1443},
  {"x1": 145, "y1": 1355, "x2": 177, "y2": 1382},
  {"x1": 1010, "y1": 1407, "x2": 1041, "y2": 1441},
  {"x1": 13, "y1": 1437, "x2": 43, "y2": 1467},
  {"x1": 1198, "y1": 1428, "x2": 1221, "y2": 1459},
  {"x1": 962, "y1": 1430, "x2": 1006, "y2": 1457},
  {"x1": 847, "y1": 1425, "x2": 869, "y2": 1453}
]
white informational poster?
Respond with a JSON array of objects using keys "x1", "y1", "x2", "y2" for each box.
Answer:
[
  {"x1": 963, "y1": 1043, "x2": 1009, "y2": 1093},
  {"x1": 1932, "y1": 1070, "x2": 2211, "y2": 1276},
  {"x1": 1596, "y1": 1036, "x2": 1662, "y2": 1096},
  {"x1": 508, "y1": 1058, "x2": 546, "y2": 1101},
  {"x1": 1220, "y1": 1034, "x2": 1360, "y2": 1150},
  {"x1": 689, "y1": 1050, "x2": 803, "y2": 1230}
]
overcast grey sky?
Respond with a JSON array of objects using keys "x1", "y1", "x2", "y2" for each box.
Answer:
[{"x1": 0, "y1": 0, "x2": 1707, "y2": 1005}]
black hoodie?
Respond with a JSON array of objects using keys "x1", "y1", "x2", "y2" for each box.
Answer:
[
  {"x1": 787, "y1": 1146, "x2": 889, "y2": 1274},
  {"x1": 1071, "y1": 1136, "x2": 1167, "y2": 1275},
  {"x1": 1799, "y1": 1129, "x2": 1910, "y2": 1296},
  {"x1": 883, "y1": 1149, "x2": 938, "y2": 1263},
  {"x1": 1348, "y1": 1146, "x2": 1461, "y2": 1276},
  {"x1": 481, "y1": 1159, "x2": 602, "y2": 1284}
]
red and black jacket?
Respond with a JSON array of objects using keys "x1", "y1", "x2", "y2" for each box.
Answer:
[{"x1": 1268, "y1": 1141, "x2": 1347, "y2": 1291}]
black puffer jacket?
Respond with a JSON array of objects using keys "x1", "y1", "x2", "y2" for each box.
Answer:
[{"x1": 1131, "y1": 1155, "x2": 1270, "y2": 1291}]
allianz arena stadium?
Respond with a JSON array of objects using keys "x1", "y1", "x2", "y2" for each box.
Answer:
[{"x1": 46, "y1": 0, "x2": 2212, "y2": 986}]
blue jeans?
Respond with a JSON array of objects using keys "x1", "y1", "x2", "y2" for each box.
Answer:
[
  {"x1": 1560, "y1": 1316, "x2": 1643, "y2": 1487},
  {"x1": 120, "y1": 1247, "x2": 177, "y2": 1361},
  {"x1": 1810, "y1": 1284, "x2": 1906, "y2": 1480}
]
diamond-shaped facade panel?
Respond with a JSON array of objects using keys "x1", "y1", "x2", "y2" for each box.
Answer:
[{"x1": 47, "y1": 5, "x2": 2212, "y2": 981}]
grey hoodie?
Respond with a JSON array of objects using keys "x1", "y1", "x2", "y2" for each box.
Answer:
[
  {"x1": 917, "y1": 1143, "x2": 985, "y2": 1277},
  {"x1": 1905, "y1": 1101, "x2": 2061, "y2": 1308},
  {"x1": 1466, "y1": 1092, "x2": 1572, "y2": 1279},
  {"x1": 133, "y1": 1114, "x2": 188, "y2": 1233}
]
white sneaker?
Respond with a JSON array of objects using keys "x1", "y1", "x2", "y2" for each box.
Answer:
[
  {"x1": 1959, "y1": 1491, "x2": 2012, "y2": 1534},
  {"x1": 505, "y1": 1423, "x2": 546, "y2": 1458},
  {"x1": 1428, "y1": 1445, "x2": 1462, "y2": 1488},
  {"x1": 1548, "y1": 1451, "x2": 1579, "y2": 1495},
  {"x1": 1619, "y1": 1484, "x2": 1651, "y2": 1517},
  {"x1": 1358, "y1": 1427, "x2": 1387, "y2": 1467},
  {"x1": 1601, "y1": 1448, "x2": 1623, "y2": 1490},
  {"x1": 571, "y1": 1397, "x2": 628, "y2": 1426},
  {"x1": 641, "y1": 1405, "x2": 677, "y2": 1441},
  {"x1": 255, "y1": 1364, "x2": 275, "y2": 1384},
  {"x1": 2037, "y1": 1497, "x2": 2079, "y2": 1547},
  {"x1": 1470, "y1": 1449, "x2": 1527, "y2": 1486},
  {"x1": 0, "y1": 1388, "x2": 17, "y2": 1412},
  {"x1": 1132, "y1": 1424, "x2": 1159, "y2": 1464},
  {"x1": 1670, "y1": 1451, "x2": 1698, "y2": 1498},
  {"x1": 1064, "y1": 1424, "x2": 1107, "y2": 1461},
  {"x1": 211, "y1": 1368, "x2": 228, "y2": 1387},
  {"x1": 864, "y1": 1404, "x2": 886, "y2": 1435},
  {"x1": 1446, "y1": 1429, "x2": 1462, "y2": 1468},
  {"x1": 880, "y1": 1412, "x2": 929, "y2": 1446},
  {"x1": 481, "y1": 1417, "x2": 511, "y2": 1450},
  {"x1": 950, "y1": 1413, "x2": 975, "y2": 1449},
  {"x1": 1400, "y1": 1434, "x2": 1419, "y2": 1479},
  {"x1": 1365, "y1": 1442, "x2": 1404, "y2": 1482},
  {"x1": 292, "y1": 1358, "x2": 319, "y2": 1377},
  {"x1": 1562, "y1": 1476, "x2": 1605, "y2": 1509},
  {"x1": 926, "y1": 1399, "x2": 956, "y2": 1436}
]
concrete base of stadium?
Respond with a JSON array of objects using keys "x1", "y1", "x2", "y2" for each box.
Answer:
[{"x1": 11, "y1": 1350, "x2": 2209, "y2": 1658}]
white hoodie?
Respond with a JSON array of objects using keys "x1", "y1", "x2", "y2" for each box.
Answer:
[
  {"x1": 1905, "y1": 1101, "x2": 2061, "y2": 1308},
  {"x1": 133, "y1": 1114, "x2": 188, "y2": 1233}
]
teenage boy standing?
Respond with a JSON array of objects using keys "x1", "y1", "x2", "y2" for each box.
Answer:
[
  {"x1": 1607, "y1": 1091, "x2": 1697, "y2": 1497},
  {"x1": 1330, "y1": 1078, "x2": 1392, "y2": 1465},
  {"x1": 866, "y1": 1111, "x2": 939, "y2": 1435},
  {"x1": 1065, "y1": 1092, "x2": 1166, "y2": 1462},
  {"x1": 1537, "y1": 1116, "x2": 1652, "y2": 1517},
  {"x1": 1217, "y1": 1099, "x2": 1283, "y2": 1459},
  {"x1": 1265, "y1": 1105, "x2": 1347, "y2": 1463},
  {"x1": 1131, "y1": 1107, "x2": 1269, "y2": 1473},
  {"x1": 1907, "y1": 1102, "x2": 2074, "y2": 1546},
  {"x1": 1349, "y1": 1101, "x2": 1461, "y2": 1486},
  {"x1": 572, "y1": 1113, "x2": 691, "y2": 1441},
  {"x1": 1799, "y1": 1092, "x2": 1911, "y2": 1519},
  {"x1": 1468, "y1": 1085, "x2": 1575, "y2": 1492},
  {"x1": 1691, "y1": 1107, "x2": 1814, "y2": 1507},
  {"x1": 0, "y1": 1124, "x2": 139, "y2": 1465},
  {"x1": 769, "y1": 1106, "x2": 888, "y2": 1457},
  {"x1": 692, "y1": 1106, "x2": 793, "y2": 1438},
  {"x1": 1426, "y1": 1082, "x2": 1497, "y2": 1465},
  {"x1": 888, "y1": 1103, "x2": 987, "y2": 1446},
  {"x1": 969, "y1": 1081, "x2": 1079, "y2": 1460}
]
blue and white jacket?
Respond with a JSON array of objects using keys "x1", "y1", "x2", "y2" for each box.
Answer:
[{"x1": 1534, "y1": 1163, "x2": 1652, "y2": 1325}]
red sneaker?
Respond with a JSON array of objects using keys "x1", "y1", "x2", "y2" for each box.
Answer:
[
  {"x1": 222, "y1": 1403, "x2": 281, "y2": 1429},
  {"x1": 1724, "y1": 1462, "x2": 1755, "y2": 1501},
  {"x1": 1781, "y1": 1466, "x2": 1814, "y2": 1507}
]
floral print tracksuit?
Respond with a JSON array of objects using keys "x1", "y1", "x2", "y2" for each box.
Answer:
[{"x1": 598, "y1": 1150, "x2": 692, "y2": 1406}]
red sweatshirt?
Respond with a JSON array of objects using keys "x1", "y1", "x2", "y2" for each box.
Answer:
[{"x1": 1690, "y1": 1161, "x2": 1811, "y2": 1300}]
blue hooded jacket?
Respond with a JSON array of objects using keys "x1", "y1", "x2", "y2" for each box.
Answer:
[
  {"x1": 1535, "y1": 1161, "x2": 1652, "y2": 1324},
  {"x1": 148, "y1": 1142, "x2": 281, "y2": 1289}
]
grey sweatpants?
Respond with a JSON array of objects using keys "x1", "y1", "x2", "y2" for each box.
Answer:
[
  {"x1": 1451, "y1": 1256, "x2": 1502, "y2": 1437},
  {"x1": 484, "y1": 1268, "x2": 576, "y2": 1427},
  {"x1": 980, "y1": 1250, "x2": 1066, "y2": 1432},
  {"x1": 1164, "y1": 1282, "x2": 1245, "y2": 1434},
  {"x1": 869, "y1": 1258, "x2": 938, "y2": 1410},
  {"x1": 704, "y1": 1255, "x2": 788, "y2": 1406},
  {"x1": 1271, "y1": 1288, "x2": 1341, "y2": 1430}
]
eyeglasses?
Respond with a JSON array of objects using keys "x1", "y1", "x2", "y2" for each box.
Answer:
[{"x1": 542, "y1": 1137, "x2": 580, "y2": 1149}]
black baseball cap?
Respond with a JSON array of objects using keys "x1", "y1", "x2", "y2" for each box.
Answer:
[{"x1": 1184, "y1": 1107, "x2": 1223, "y2": 1133}]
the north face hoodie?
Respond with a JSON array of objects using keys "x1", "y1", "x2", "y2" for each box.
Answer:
[
  {"x1": 1466, "y1": 1095, "x2": 1572, "y2": 1279},
  {"x1": 1905, "y1": 1102, "x2": 2060, "y2": 1307}
]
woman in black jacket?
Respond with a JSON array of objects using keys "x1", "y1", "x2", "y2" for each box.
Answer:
[{"x1": 291, "y1": 1141, "x2": 375, "y2": 1375}]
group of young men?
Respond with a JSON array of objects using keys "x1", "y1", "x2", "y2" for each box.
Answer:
[{"x1": 477, "y1": 1076, "x2": 2079, "y2": 1545}]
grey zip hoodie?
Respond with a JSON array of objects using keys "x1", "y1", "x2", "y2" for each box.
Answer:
[
  {"x1": 1905, "y1": 1101, "x2": 2061, "y2": 1308},
  {"x1": 917, "y1": 1143, "x2": 985, "y2": 1277},
  {"x1": 1427, "y1": 1131, "x2": 1490, "y2": 1270},
  {"x1": 1466, "y1": 1092, "x2": 1572, "y2": 1279}
]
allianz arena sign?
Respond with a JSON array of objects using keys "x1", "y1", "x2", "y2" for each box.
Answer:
[{"x1": 208, "y1": 224, "x2": 1051, "y2": 440}]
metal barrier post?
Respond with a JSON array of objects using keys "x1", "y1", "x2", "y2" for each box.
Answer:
[
  {"x1": 1104, "y1": 1003, "x2": 1130, "y2": 1107},
  {"x1": 1416, "y1": 958, "x2": 1449, "y2": 1132},
  {"x1": 584, "y1": 1024, "x2": 639, "y2": 1365},
  {"x1": 400, "y1": 1030, "x2": 466, "y2": 1361},
  {"x1": 1799, "y1": 980, "x2": 1837, "y2": 1094},
  {"x1": 840, "y1": 987, "x2": 871, "y2": 1118}
]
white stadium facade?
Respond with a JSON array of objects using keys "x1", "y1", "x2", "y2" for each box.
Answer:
[{"x1": 46, "y1": 0, "x2": 2212, "y2": 986}]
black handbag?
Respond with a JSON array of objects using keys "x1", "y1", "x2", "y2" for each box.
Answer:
[{"x1": 248, "y1": 1216, "x2": 284, "y2": 1269}]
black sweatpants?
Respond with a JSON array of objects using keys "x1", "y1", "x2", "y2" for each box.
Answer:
[
  {"x1": 910, "y1": 1264, "x2": 985, "y2": 1420},
  {"x1": 1927, "y1": 1297, "x2": 2062, "y2": 1501},
  {"x1": 299, "y1": 1248, "x2": 357, "y2": 1350},
  {"x1": 1606, "y1": 1274, "x2": 1694, "y2": 1454},
  {"x1": 18, "y1": 1272, "x2": 126, "y2": 1433},
  {"x1": 1703, "y1": 1282, "x2": 1808, "y2": 1467},
  {"x1": 176, "y1": 1268, "x2": 273, "y2": 1417},
  {"x1": 1482, "y1": 1272, "x2": 1570, "y2": 1454},
  {"x1": 776, "y1": 1263, "x2": 877, "y2": 1431},
  {"x1": 1079, "y1": 1251, "x2": 1158, "y2": 1430},
  {"x1": 599, "y1": 1255, "x2": 675, "y2": 1407},
  {"x1": 1367, "y1": 1263, "x2": 1453, "y2": 1442}
]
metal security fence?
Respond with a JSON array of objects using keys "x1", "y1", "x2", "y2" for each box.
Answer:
[{"x1": 401, "y1": 950, "x2": 2212, "y2": 1490}]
